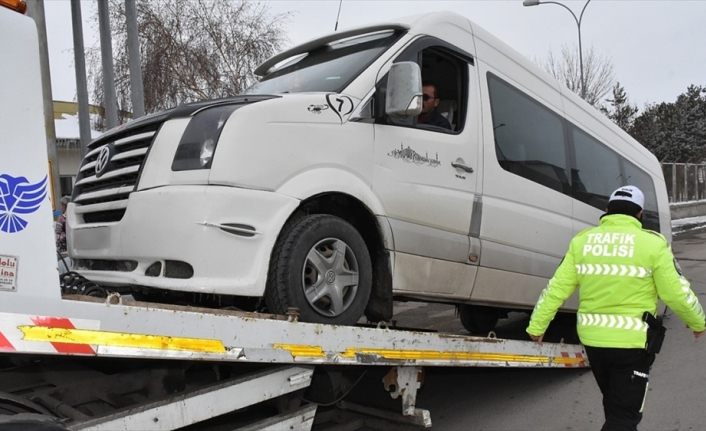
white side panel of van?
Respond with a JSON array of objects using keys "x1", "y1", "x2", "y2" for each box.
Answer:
[
  {"x1": 393, "y1": 252, "x2": 477, "y2": 299},
  {"x1": 472, "y1": 266, "x2": 578, "y2": 310},
  {"x1": 472, "y1": 34, "x2": 573, "y2": 304}
]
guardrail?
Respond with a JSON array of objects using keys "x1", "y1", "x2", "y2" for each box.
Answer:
[{"x1": 661, "y1": 163, "x2": 706, "y2": 203}]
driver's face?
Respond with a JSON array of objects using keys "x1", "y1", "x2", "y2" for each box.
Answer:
[{"x1": 422, "y1": 85, "x2": 439, "y2": 114}]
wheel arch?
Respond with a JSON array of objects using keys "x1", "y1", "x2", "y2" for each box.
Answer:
[
  {"x1": 273, "y1": 189, "x2": 394, "y2": 322},
  {"x1": 276, "y1": 167, "x2": 386, "y2": 215}
]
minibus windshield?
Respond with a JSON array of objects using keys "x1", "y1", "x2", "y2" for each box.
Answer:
[{"x1": 246, "y1": 31, "x2": 402, "y2": 95}]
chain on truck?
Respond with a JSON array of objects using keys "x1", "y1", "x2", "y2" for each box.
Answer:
[{"x1": 0, "y1": 2, "x2": 590, "y2": 429}]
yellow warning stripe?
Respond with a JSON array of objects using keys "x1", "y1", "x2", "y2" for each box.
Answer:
[
  {"x1": 272, "y1": 343, "x2": 326, "y2": 358},
  {"x1": 20, "y1": 326, "x2": 226, "y2": 353},
  {"x1": 273, "y1": 344, "x2": 585, "y2": 366}
]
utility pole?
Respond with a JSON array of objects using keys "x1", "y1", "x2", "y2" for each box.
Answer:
[
  {"x1": 523, "y1": 0, "x2": 592, "y2": 100},
  {"x1": 26, "y1": 0, "x2": 62, "y2": 208},
  {"x1": 98, "y1": 0, "x2": 119, "y2": 129},
  {"x1": 70, "y1": 0, "x2": 92, "y2": 157}
]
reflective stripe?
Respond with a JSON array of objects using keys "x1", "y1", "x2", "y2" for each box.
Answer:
[
  {"x1": 20, "y1": 326, "x2": 226, "y2": 353},
  {"x1": 272, "y1": 344, "x2": 587, "y2": 367},
  {"x1": 0, "y1": 332, "x2": 15, "y2": 351},
  {"x1": 30, "y1": 317, "x2": 96, "y2": 355},
  {"x1": 0, "y1": 313, "x2": 99, "y2": 355},
  {"x1": 575, "y1": 264, "x2": 651, "y2": 278},
  {"x1": 640, "y1": 381, "x2": 649, "y2": 413},
  {"x1": 577, "y1": 313, "x2": 648, "y2": 331}
]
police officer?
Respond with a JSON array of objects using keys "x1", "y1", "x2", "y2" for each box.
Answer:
[{"x1": 526, "y1": 185, "x2": 705, "y2": 431}]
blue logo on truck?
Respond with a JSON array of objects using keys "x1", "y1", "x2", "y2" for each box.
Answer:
[{"x1": 0, "y1": 174, "x2": 47, "y2": 233}]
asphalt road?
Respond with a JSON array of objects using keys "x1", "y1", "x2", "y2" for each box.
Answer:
[{"x1": 389, "y1": 229, "x2": 706, "y2": 431}]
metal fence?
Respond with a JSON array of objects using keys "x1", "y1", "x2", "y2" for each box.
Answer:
[{"x1": 661, "y1": 163, "x2": 706, "y2": 203}]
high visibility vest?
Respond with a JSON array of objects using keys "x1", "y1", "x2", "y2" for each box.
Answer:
[{"x1": 527, "y1": 214, "x2": 706, "y2": 348}]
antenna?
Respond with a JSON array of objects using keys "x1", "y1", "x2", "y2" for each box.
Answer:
[{"x1": 334, "y1": 0, "x2": 343, "y2": 31}]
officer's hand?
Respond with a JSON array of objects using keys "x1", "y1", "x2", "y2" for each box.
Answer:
[
  {"x1": 530, "y1": 334, "x2": 544, "y2": 344},
  {"x1": 694, "y1": 330, "x2": 705, "y2": 339}
]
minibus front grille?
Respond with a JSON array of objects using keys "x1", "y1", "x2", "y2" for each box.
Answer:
[{"x1": 73, "y1": 126, "x2": 159, "y2": 223}]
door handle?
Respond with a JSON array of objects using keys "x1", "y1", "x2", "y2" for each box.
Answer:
[{"x1": 451, "y1": 158, "x2": 474, "y2": 173}]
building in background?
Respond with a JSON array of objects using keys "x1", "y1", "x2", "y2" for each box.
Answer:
[{"x1": 53, "y1": 100, "x2": 102, "y2": 196}]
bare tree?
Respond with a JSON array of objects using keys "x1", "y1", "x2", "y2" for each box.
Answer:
[
  {"x1": 544, "y1": 45, "x2": 614, "y2": 107},
  {"x1": 88, "y1": 0, "x2": 288, "y2": 121}
]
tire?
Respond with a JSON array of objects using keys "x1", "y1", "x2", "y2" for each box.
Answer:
[
  {"x1": 458, "y1": 304, "x2": 500, "y2": 335},
  {"x1": 266, "y1": 214, "x2": 372, "y2": 325}
]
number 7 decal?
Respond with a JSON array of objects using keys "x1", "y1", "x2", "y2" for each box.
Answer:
[{"x1": 325, "y1": 94, "x2": 354, "y2": 122}]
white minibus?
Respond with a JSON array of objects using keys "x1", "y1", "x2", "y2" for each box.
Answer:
[{"x1": 67, "y1": 12, "x2": 668, "y2": 331}]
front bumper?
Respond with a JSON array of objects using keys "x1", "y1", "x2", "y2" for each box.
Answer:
[{"x1": 67, "y1": 185, "x2": 299, "y2": 296}]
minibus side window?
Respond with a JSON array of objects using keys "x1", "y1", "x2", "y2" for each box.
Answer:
[
  {"x1": 487, "y1": 74, "x2": 570, "y2": 194},
  {"x1": 569, "y1": 123, "x2": 660, "y2": 231},
  {"x1": 571, "y1": 126, "x2": 623, "y2": 209},
  {"x1": 417, "y1": 47, "x2": 467, "y2": 133},
  {"x1": 376, "y1": 38, "x2": 471, "y2": 135}
]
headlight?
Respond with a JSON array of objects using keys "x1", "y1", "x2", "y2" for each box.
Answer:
[{"x1": 172, "y1": 105, "x2": 238, "y2": 171}]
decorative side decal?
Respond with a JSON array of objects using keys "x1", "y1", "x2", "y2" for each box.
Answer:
[
  {"x1": 326, "y1": 94, "x2": 354, "y2": 122},
  {"x1": 0, "y1": 174, "x2": 47, "y2": 233},
  {"x1": 387, "y1": 144, "x2": 441, "y2": 168}
]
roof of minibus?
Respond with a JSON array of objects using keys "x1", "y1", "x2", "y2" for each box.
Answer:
[{"x1": 267, "y1": 11, "x2": 660, "y2": 177}]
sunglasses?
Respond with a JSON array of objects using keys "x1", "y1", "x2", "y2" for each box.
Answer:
[{"x1": 422, "y1": 94, "x2": 436, "y2": 101}]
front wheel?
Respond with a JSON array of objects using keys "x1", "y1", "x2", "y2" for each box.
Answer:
[{"x1": 266, "y1": 214, "x2": 372, "y2": 325}]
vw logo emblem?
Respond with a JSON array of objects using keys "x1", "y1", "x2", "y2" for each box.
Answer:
[
  {"x1": 325, "y1": 270, "x2": 336, "y2": 284},
  {"x1": 95, "y1": 144, "x2": 114, "y2": 178}
]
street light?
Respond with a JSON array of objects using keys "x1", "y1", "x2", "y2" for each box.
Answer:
[{"x1": 523, "y1": 0, "x2": 592, "y2": 99}]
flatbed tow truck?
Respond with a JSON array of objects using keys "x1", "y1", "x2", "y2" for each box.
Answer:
[{"x1": 0, "y1": 3, "x2": 587, "y2": 429}]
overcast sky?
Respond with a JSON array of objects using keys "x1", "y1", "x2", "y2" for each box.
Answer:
[{"x1": 44, "y1": 0, "x2": 706, "y2": 110}]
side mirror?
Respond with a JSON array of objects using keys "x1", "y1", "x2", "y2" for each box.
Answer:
[{"x1": 385, "y1": 61, "x2": 422, "y2": 118}]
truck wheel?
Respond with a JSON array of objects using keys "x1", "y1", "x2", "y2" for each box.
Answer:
[
  {"x1": 266, "y1": 214, "x2": 372, "y2": 325},
  {"x1": 458, "y1": 304, "x2": 499, "y2": 335}
]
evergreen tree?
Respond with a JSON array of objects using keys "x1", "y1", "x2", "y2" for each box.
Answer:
[
  {"x1": 676, "y1": 86, "x2": 706, "y2": 162},
  {"x1": 630, "y1": 85, "x2": 706, "y2": 162},
  {"x1": 603, "y1": 82, "x2": 638, "y2": 131}
]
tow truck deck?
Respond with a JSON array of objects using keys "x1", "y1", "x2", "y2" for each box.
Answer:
[{"x1": 0, "y1": 284, "x2": 587, "y2": 430}]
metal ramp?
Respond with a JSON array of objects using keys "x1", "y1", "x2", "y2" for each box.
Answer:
[
  {"x1": 71, "y1": 366, "x2": 315, "y2": 430},
  {"x1": 0, "y1": 294, "x2": 587, "y2": 369},
  {"x1": 0, "y1": 292, "x2": 587, "y2": 429}
]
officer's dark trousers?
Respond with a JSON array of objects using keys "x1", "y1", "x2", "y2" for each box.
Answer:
[{"x1": 584, "y1": 346, "x2": 656, "y2": 431}]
